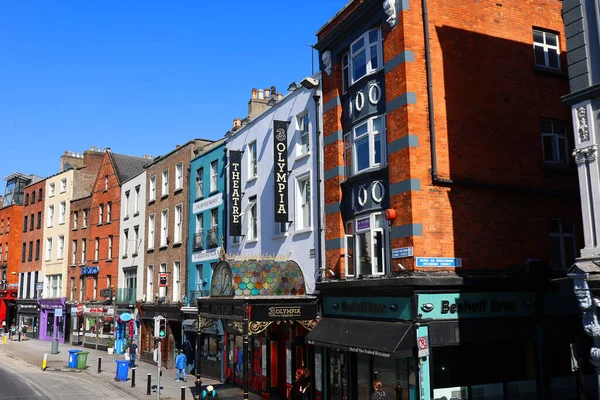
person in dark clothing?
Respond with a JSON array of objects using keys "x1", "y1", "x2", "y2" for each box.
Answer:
[
  {"x1": 293, "y1": 369, "x2": 304, "y2": 400},
  {"x1": 127, "y1": 341, "x2": 139, "y2": 368},
  {"x1": 300, "y1": 367, "x2": 312, "y2": 400}
]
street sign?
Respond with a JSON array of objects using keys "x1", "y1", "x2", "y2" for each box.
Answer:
[
  {"x1": 392, "y1": 246, "x2": 414, "y2": 259},
  {"x1": 415, "y1": 257, "x2": 462, "y2": 267},
  {"x1": 417, "y1": 336, "x2": 429, "y2": 358}
]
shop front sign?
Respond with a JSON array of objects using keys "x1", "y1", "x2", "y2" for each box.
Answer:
[
  {"x1": 198, "y1": 302, "x2": 246, "y2": 320},
  {"x1": 17, "y1": 303, "x2": 38, "y2": 311},
  {"x1": 193, "y1": 192, "x2": 223, "y2": 214},
  {"x1": 417, "y1": 293, "x2": 535, "y2": 320},
  {"x1": 250, "y1": 303, "x2": 318, "y2": 321},
  {"x1": 192, "y1": 247, "x2": 220, "y2": 263},
  {"x1": 324, "y1": 297, "x2": 412, "y2": 320},
  {"x1": 100, "y1": 288, "x2": 113, "y2": 298},
  {"x1": 273, "y1": 120, "x2": 289, "y2": 223}
]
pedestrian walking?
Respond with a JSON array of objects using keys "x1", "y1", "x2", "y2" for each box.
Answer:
[
  {"x1": 235, "y1": 346, "x2": 243, "y2": 375},
  {"x1": 127, "y1": 340, "x2": 139, "y2": 368},
  {"x1": 300, "y1": 367, "x2": 313, "y2": 400},
  {"x1": 1, "y1": 320, "x2": 6, "y2": 335},
  {"x1": 175, "y1": 350, "x2": 187, "y2": 382},
  {"x1": 371, "y1": 379, "x2": 389, "y2": 400}
]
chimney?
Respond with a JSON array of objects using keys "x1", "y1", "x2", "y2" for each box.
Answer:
[
  {"x1": 233, "y1": 118, "x2": 242, "y2": 131},
  {"x1": 248, "y1": 87, "x2": 271, "y2": 119},
  {"x1": 91, "y1": 146, "x2": 95, "y2": 151}
]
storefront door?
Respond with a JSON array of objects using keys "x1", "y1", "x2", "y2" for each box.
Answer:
[{"x1": 329, "y1": 351, "x2": 348, "y2": 400}]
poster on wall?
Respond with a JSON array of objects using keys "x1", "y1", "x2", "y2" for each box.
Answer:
[
  {"x1": 229, "y1": 150, "x2": 242, "y2": 236},
  {"x1": 273, "y1": 120, "x2": 289, "y2": 223},
  {"x1": 315, "y1": 352, "x2": 322, "y2": 392}
]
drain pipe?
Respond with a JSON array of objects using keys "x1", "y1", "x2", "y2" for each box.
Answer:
[{"x1": 313, "y1": 88, "x2": 324, "y2": 287}]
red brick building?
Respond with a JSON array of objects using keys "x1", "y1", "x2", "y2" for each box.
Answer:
[
  {"x1": 15, "y1": 178, "x2": 46, "y2": 337},
  {"x1": 65, "y1": 149, "x2": 149, "y2": 349},
  {"x1": 306, "y1": 1, "x2": 587, "y2": 399},
  {"x1": 0, "y1": 173, "x2": 43, "y2": 328}
]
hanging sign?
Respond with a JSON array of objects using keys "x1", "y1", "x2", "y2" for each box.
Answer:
[
  {"x1": 273, "y1": 120, "x2": 289, "y2": 223},
  {"x1": 159, "y1": 274, "x2": 168, "y2": 287},
  {"x1": 229, "y1": 150, "x2": 242, "y2": 236}
]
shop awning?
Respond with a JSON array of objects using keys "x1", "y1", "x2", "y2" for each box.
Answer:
[
  {"x1": 182, "y1": 319, "x2": 198, "y2": 332},
  {"x1": 306, "y1": 318, "x2": 415, "y2": 358}
]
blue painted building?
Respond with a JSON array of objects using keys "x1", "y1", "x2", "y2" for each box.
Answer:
[{"x1": 187, "y1": 138, "x2": 227, "y2": 304}]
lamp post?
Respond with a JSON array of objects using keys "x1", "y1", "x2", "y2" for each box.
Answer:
[{"x1": 195, "y1": 327, "x2": 202, "y2": 399}]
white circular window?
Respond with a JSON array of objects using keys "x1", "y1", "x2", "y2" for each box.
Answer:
[
  {"x1": 372, "y1": 181, "x2": 385, "y2": 203},
  {"x1": 357, "y1": 186, "x2": 368, "y2": 206},
  {"x1": 355, "y1": 91, "x2": 365, "y2": 112},
  {"x1": 369, "y1": 83, "x2": 381, "y2": 105}
]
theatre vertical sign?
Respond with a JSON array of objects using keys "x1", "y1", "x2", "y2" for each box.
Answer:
[
  {"x1": 229, "y1": 150, "x2": 242, "y2": 236},
  {"x1": 273, "y1": 120, "x2": 289, "y2": 223}
]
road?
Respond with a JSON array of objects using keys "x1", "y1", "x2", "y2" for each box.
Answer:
[{"x1": 0, "y1": 351, "x2": 137, "y2": 400}]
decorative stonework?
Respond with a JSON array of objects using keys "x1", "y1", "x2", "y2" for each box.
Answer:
[
  {"x1": 384, "y1": 0, "x2": 398, "y2": 28},
  {"x1": 231, "y1": 320, "x2": 244, "y2": 332},
  {"x1": 198, "y1": 317, "x2": 216, "y2": 330},
  {"x1": 576, "y1": 106, "x2": 590, "y2": 143},
  {"x1": 297, "y1": 315, "x2": 321, "y2": 331},
  {"x1": 573, "y1": 145, "x2": 598, "y2": 165},
  {"x1": 322, "y1": 50, "x2": 332, "y2": 76},
  {"x1": 248, "y1": 321, "x2": 273, "y2": 335},
  {"x1": 572, "y1": 275, "x2": 600, "y2": 367}
]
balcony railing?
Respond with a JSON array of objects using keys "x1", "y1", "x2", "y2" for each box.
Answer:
[
  {"x1": 193, "y1": 231, "x2": 203, "y2": 251},
  {"x1": 207, "y1": 227, "x2": 218, "y2": 249},
  {"x1": 116, "y1": 288, "x2": 137, "y2": 304}
]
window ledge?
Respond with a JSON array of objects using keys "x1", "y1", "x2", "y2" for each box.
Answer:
[
  {"x1": 70, "y1": 264, "x2": 77, "y2": 268},
  {"x1": 246, "y1": 176, "x2": 258, "y2": 185},
  {"x1": 106, "y1": 258, "x2": 113, "y2": 263},
  {"x1": 272, "y1": 232, "x2": 288, "y2": 240},
  {"x1": 209, "y1": 189, "x2": 219, "y2": 196},
  {"x1": 174, "y1": 187, "x2": 183, "y2": 194},
  {"x1": 132, "y1": 253, "x2": 138, "y2": 257},
  {"x1": 133, "y1": 212, "x2": 139, "y2": 217},
  {"x1": 124, "y1": 216, "x2": 129, "y2": 221},
  {"x1": 195, "y1": 196, "x2": 205, "y2": 202},
  {"x1": 72, "y1": 227, "x2": 78, "y2": 231},
  {"x1": 97, "y1": 223, "x2": 103, "y2": 227},
  {"x1": 159, "y1": 245, "x2": 168, "y2": 250},
  {"x1": 245, "y1": 239, "x2": 258, "y2": 244},
  {"x1": 161, "y1": 194, "x2": 169, "y2": 200},
  {"x1": 147, "y1": 247, "x2": 154, "y2": 252},
  {"x1": 293, "y1": 228, "x2": 313, "y2": 236},
  {"x1": 122, "y1": 255, "x2": 128, "y2": 259},
  {"x1": 105, "y1": 221, "x2": 111, "y2": 225},
  {"x1": 148, "y1": 199, "x2": 156, "y2": 205},
  {"x1": 230, "y1": 241, "x2": 241, "y2": 247},
  {"x1": 173, "y1": 242, "x2": 182, "y2": 248},
  {"x1": 294, "y1": 152, "x2": 311, "y2": 162},
  {"x1": 533, "y1": 65, "x2": 568, "y2": 78}
]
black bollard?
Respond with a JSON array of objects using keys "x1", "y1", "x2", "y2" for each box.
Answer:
[
  {"x1": 98, "y1": 357, "x2": 102, "y2": 373},
  {"x1": 146, "y1": 373, "x2": 151, "y2": 395},
  {"x1": 131, "y1": 367, "x2": 136, "y2": 388},
  {"x1": 180, "y1": 385, "x2": 185, "y2": 400}
]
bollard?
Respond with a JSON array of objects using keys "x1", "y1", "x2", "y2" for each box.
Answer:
[
  {"x1": 41, "y1": 353, "x2": 47, "y2": 371},
  {"x1": 146, "y1": 373, "x2": 151, "y2": 395},
  {"x1": 131, "y1": 367, "x2": 136, "y2": 388},
  {"x1": 180, "y1": 385, "x2": 185, "y2": 400},
  {"x1": 3, "y1": 335, "x2": 6, "y2": 344},
  {"x1": 98, "y1": 357, "x2": 102, "y2": 373}
]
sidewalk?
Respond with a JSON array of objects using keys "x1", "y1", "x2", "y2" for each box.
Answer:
[{"x1": 0, "y1": 335, "x2": 261, "y2": 400}]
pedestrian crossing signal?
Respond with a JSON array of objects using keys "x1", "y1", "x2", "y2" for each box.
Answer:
[{"x1": 153, "y1": 316, "x2": 167, "y2": 339}]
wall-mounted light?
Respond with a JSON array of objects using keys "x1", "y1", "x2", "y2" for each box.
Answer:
[{"x1": 300, "y1": 77, "x2": 319, "y2": 90}]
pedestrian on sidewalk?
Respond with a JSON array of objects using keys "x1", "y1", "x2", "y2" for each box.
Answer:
[
  {"x1": 235, "y1": 346, "x2": 243, "y2": 375},
  {"x1": 1, "y1": 320, "x2": 6, "y2": 334},
  {"x1": 127, "y1": 340, "x2": 139, "y2": 368},
  {"x1": 175, "y1": 349, "x2": 187, "y2": 382},
  {"x1": 10, "y1": 324, "x2": 15, "y2": 341}
]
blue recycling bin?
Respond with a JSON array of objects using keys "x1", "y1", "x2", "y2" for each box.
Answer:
[
  {"x1": 115, "y1": 360, "x2": 129, "y2": 381},
  {"x1": 68, "y1": 350, "x2": 82, "y2": 368}
]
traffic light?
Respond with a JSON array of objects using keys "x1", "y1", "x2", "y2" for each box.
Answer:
[{"x1": 153, "y1": 317, "x2": 167, "y2": 339}]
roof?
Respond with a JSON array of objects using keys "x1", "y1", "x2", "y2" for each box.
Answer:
[{"x1": 109, "y1": 153, "x2": 152, "y2": 184}]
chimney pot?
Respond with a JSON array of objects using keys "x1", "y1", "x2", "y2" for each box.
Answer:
[
  {"x1": 176, "y1": 144, "x2": 180, "y2": 149},
  {"x1": 271, "y1": 86, "x2": 276, "y2": 98},
  {"x1": 91, "y1": 146, "x2": 95, "y2": 151},
  {"x1": 252, "y1": 88, "x2": 257, "y2": 99},
  {"x1": 98, "y1": 147, "x2": 102, "y2": 152},
  {"x1": 257, "y1": 89, "x2": 264, "y2": 100},
  {"x1": 277, "y1": 92, "x2": 282, "y2": 101},
  {"x1": 105, "y1": 147, "x2": 111, "y2": 153},
  {"x1": 149, "y1": 154, "x2": 152, "y2": 159},
  {"x1": 265, "y1": 88, "x2": 271, "y2": 99},
  {"x1": 143, "y1": 154, "x2": 146, "y2": 159}
]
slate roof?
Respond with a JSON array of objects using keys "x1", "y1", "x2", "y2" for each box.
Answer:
[{"x1": 109, "y1": 153, "x2": 152, "y2": 184}]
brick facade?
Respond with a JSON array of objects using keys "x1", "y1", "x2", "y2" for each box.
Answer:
[{"x1": 19, "y1": 179, "x2": 46, "y2": 296}]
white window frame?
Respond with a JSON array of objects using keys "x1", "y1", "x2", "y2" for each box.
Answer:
[
  {"x1": 533, "y1": 29, "x2": 560, "y2": 69},
  {"x1": 124, "y1": 191, "x2": 130, "y2": 218},
  {"x1": 173, "y1": 261, "x2": 181, "y2": 302},
  {"x1": 59, "y1": 201, "x2": 66, "y2": 225},
  {"x1": 174, "y1": 204, "x2": 183, "y2": 244},
  {"x1": 49, "y1": 183, "x2": 55, "y2": 197},
  {"x1": 347, "y1": 213, "x2": 385, "y2": 277},
  {"x1": 349, "y1": 28, "x2": 382, "y2": 85},
  {"x1": 247, "y1": 196, "x2": 258, "y2": 241},
  {"x1": 147, "y1": 264, "x2": 154, "y2": 301},
  {"x1": 93, "y1": 275, "x2": 98, "y2": 299},
  {"x1": 133, "y1": 226, "x2": 139, "y2": 255},
  {"x1": 296, "y1": 175, "x2": 312, "y2": 230},
  {"x1": 46, "y1": 238, "x2": 52, "y2": 261},
  {"x1": 150, "y1": 176, "x2": 156, "y2": 201},
  {"x1": 70, "y1": 277, "x2": 75, "y2": 301},
  {"x1": 542, "y1": 120, "x2": 568, "y2": 164},
  {"x1": 60, "y1": 178, "x2": 67, "y2": 193},
  {"x1": 134, "y1": 186, "x2": 140, "y2": 215},
  {"x1": 549, "y1": 219, "x2": 576, "y2": 270},
  {"x1": 104, "y1": 175, "x2": 109, "y2": 191},
  {"x1": 81, "y1": 239, "x2": 86, "y2": 264},
  {"x1": 248, "y1": 141, "x2": 257, "y2": 179},
  {"x1": 159, "y1": 263, "x2": 167, "y2": 298},
  {"x1": 73, "y1": 211, "x2": 79, "y2": 229},
  {"x1": 108, "y1": 235, "x2": 113, "y2": 260},
  {"x1": 47, "y1": 205, "x2": 54, "y2": 227},
  {"x1": 82, "y1": 210, "x2": 88, "y2": 228},
  {"x1": 162, "y1": 169, "x2": 169, "y2": 196},
  {"x1": 148, "y1": 214, "x2": 155, "y2": 249},
  {"x1": 344, "y1": 222, "x2": 355, "y2": 277},
  {"x1": 57, "y1": 235, "x2": 64, "y2": 259},
  {"x1": 94, "y1": 237, "x2": 99, "y2": 262},
  {"x1": 210, "y1": 161, "x2": 218, "y2": 192},
  {"x1": 160, "y1": 209, "x2": 168, "y2": 247},
  {"x1": 71, "y1": 240, "x2": 77, "y2": 265},
  {"x1": 98, "y1": 204, "x2": 104, "y2": 225},
  {"x1": 196, "y1": 168, "x2": 204, "y2": 199},
  {"x1": 352, "y1": 114, "x2": 386, "y2": 175},
  {"x1": 195, "y1": 214, "x2": 203, "y2": 234},
  {"x1": 106, "y1": 202, "x2": 111, "y2": 223},
  {"x1": 124, "y1": 229, "x2": 129, "y2": 256},
  {"x1": 297, "y1": 112, "x2": 310, "y2": 156},
  {"x1": 175, "y1": 162, "x2": 183, "y2": 190}
]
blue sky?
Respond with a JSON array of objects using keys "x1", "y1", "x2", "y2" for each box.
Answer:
[{"x1": 0, "y1": 1, "x2": 347, "y2": 184}]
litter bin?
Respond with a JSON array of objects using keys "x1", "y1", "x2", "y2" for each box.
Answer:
[
  {"x1": 68, "y1": 349, "x2": 82, "y2": 368},
  {"x1": 51, "y1": 338, "x2": 59, "y2": 354},
  {"x1": 77, "y1": 351, "x2": 89, "y2": 369},
  {"x1": 115, "y1": 360, "x2": 129, "y2": 381}
]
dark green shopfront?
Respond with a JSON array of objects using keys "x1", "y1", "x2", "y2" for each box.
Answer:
[{"x1": 306, "y1": 279, "x2": 591, "y2": 400}]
